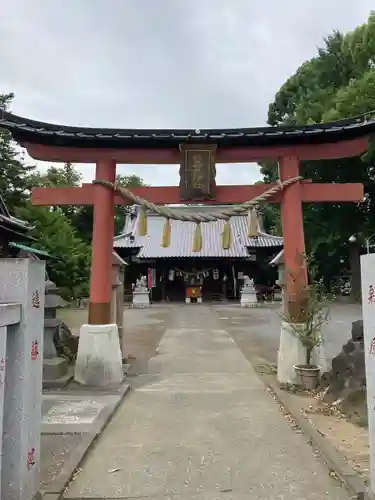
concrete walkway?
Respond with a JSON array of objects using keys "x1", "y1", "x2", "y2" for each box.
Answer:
[{"x1": 65, "y1": 306, "x2": 350, "y2": 499}]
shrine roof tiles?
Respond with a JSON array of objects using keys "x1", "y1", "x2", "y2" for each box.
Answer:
[
  {"x1": 1, "y1": 110, "x2": 375, "y2": 149},
  {"x1": 113, "y1": 211, "x2": 283, "y2": 259}
]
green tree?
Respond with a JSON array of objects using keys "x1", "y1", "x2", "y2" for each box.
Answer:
[
  {"x1": 71, "y1": 173, "x2": 148, "y2": 242},
  {"x1": 263, "y1": 11, "x2": 375, "y2": 289},
  {"x1": 0, "y1": 93, "x2": 35, "y2": 211},
  {"x1": 27, "y1": 164, "x2": 147, "y2": 240},
  {"x1": 15, "y1": 203, "x2": 91, "y2": 300},
  {"x1": 27, "y1": 162, "x2": 82, "y2": 189}
]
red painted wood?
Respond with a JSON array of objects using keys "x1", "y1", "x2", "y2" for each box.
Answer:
[
  {"x1": 31, "y1": 182, "x2": 364, "y2": 206},
  {"x1": 279, "y1": 156, "x2": 307, "y2": 304},
  {"x1": 301, "y1": 182, "x2": 364, "y2": 202},
  {"x1": 89, "y1": 160, "x2": 116, "y2": 314},
  {"x1": 22, "y1": 136, "x2": 368, "y2": 163}
]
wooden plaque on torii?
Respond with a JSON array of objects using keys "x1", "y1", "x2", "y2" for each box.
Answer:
[{"x1": 179, "y1": 144, "x2": 217, "y2": 201}]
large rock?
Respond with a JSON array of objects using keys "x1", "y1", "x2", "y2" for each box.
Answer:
[
  {"x1": 351, "y1": 319, "x2": 364, "y2": 341},
  {"x1": 320, "y1": 319, "x2": 366, "y2": 425}
]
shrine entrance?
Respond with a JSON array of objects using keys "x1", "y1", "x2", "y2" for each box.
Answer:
[{"x1": 0, "y1": 111, "x2": 371, "y2": 385}]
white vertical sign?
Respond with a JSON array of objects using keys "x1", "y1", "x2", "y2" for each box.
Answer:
[{"x1": 361, "y1": 253, "x2": 375, "y2": 494}]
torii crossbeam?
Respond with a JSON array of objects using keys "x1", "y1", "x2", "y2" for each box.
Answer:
[
  {"x1": 0, "y1": 110, "x2": 369, "y2": 358},
  {"x1": 31, "y1": 159, "x2": 364, "y2": 321}
]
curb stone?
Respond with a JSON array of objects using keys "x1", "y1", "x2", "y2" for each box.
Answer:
[
  {"x1": 39, "y1": 381, "x2": 131, "y2": 499},
  {"x1": 260, "y1": 372, "x2": 372, "y2": 500}
]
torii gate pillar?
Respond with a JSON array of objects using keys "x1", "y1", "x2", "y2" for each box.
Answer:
[
  {"x1": 279, "y1": 156, "x2": 307, "y2": 313},
  {"x1": 277, "y1": 155, "x2": 327, "y2": 384},
  {"x1": 89, "y1": 159, "x2": 116, "y2": 324},
  {"x1": 75, "y1": 159, "x2": 123, "y2": 387}
]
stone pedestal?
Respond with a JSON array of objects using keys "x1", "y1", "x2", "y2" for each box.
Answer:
[
  {"x1": 277, "y1": 321, "x2": 326, "y2": 385},
  {"x1": 43, "y1": 280, "x2": 71, "y2": 387},
  {"x1": 132, "y1": 290, "x2": 150, "y2": 308},
  {"x1": 75, "y1": 323, "x2": 123, "y2": 387},
  {"x1": 240, "y1": 288, "x2": 258, "y2": 307}
]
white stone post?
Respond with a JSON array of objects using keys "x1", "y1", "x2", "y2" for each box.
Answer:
[
  {"x1": 0, "y1": 259, "x2": 45, "y2": 500},
  {"x1": 360, "y1": 253, "x2": 375, "y2": 495},
  {"x1": 277, "y1": 321, "x2": 306, "y2": 384},
  {"x1": 277, "y1": 320, "x2": 327, "y2": 384}
]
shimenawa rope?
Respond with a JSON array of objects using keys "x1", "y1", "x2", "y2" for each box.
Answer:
[{"x1": 93, "y1": 176, "x2": 302, "y2": 250}]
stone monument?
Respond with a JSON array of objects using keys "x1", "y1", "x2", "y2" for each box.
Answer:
[
  {"x1": 132, "y1": 275, "x2": 150, "y2": 308},
  {"x1": 360, "y1": 253, "x2": 375, "y2": 496},
  {"x1": 43, "y1": 280, "x2": 73, "y2": 387},
  {"x1": 240, "y1": 276, "x2": 258, "y2": 307},
  {"x1": 0, "y1": 258, "x2": 45, "y2": 500}
]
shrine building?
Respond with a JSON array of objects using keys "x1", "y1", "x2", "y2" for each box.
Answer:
[{"x1": 114, "y1": 205, "x2": 283, "y2": 302}]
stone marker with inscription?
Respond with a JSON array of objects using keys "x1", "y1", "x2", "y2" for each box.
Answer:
[
  {"x1": 361, "y1": 253, "x2": 375, "y2": 496},
  {"x1": 0, "y1": 258, "x2": 45, "y2": 500}
]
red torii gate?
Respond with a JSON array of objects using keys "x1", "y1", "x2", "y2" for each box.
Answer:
[{"x1": 0, "y1": 111, "x2": 369, "y2": 324}]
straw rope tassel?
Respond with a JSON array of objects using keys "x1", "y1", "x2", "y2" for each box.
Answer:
[
  {"x1": 247, "y1": 207, "x2": 258, "y2": 237},
  {"x1": 192, "y1": 222, "x2": 203, "y2": 252},
  {"x1": 161, "y1": 218, "x2": 171, "y2": 247},
  {"x1": 137, "y1": 206, "x2": 148, "y2": 236},
  {"x1": 222, "y1": 219, "x2": 232, "y2": 249}
]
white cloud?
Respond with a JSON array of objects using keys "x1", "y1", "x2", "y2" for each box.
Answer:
[{"x1": 1, "y1": 0, "x2": 374, "y2": 187}]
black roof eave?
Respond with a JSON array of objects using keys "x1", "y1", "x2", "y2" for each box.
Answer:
[
  {"x1": 1, "y1": 110, "x2": 375, "y2": 149},
  {"x1": 0, "y1": 225, "x2": 34, "y2": 242}
]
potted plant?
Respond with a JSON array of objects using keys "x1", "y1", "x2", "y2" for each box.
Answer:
[{"x1": 281, "y1": 284, "x2": 331, "y2": 390}]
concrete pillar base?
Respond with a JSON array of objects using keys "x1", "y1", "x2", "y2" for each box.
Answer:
[
  {"x1": 277, "y1": 321, "x2": 307, "y2": 385},
  {"x1": 277, "y1": 321, "x2": 327, "y2": 384},
  {"x1": 75, "y1": 323, "x2": 123, "y2": 387}
]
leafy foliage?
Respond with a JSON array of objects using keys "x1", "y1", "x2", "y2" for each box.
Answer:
[
  {"x1": 263, "y1": 11, "x2": 375, "y2": 288},
  {"x1": 69, "y1": 173, "x2": 148, "y2": 242},
  {"x1": 15, "y1": 203, "x2": 91, "y2": 300},
  {"x1": 281, "y1": 253, "x2": 332, "y2": 365},
  {"x1": 281, "y1": 283, "x2": 331, "y2": 366},
  {"x1": 0, "y1": 93, "x2": 147, "y2": 299},
  {"x1": 0, "y1": 93, "x2": 35, "y2": 211}
]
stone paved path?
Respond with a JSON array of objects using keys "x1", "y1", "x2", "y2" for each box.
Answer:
[{"x1": 65, "y1": 306, "x2": 350, "y2": 499}]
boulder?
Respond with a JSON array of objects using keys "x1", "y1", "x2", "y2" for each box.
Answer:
[
  {"x1": 320, "y1": 320, "x2": 366, "y2": 425},
  {"x1": 351, "y1": 319, "x2": 364, "y2": 342}
]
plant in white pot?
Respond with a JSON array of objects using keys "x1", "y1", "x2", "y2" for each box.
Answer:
[{"x1": 281, "y1": 284, "x2": 331, "y2": 390}]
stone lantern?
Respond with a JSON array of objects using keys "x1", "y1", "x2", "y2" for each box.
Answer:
[
  {"x1": 43, "y1": 279, "x2": 71, "y2": 386},
  {"x1": 270, "y1": 250, "x2": 285, "y2": 305}
]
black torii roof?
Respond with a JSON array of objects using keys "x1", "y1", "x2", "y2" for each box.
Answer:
[{"x1": 1, "y1": 110, "x2": 375, "y2": 149}]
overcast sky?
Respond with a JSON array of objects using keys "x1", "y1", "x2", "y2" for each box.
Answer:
[{"x1": 0, "y1": 1, "x2": 374, "y2": 185}]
